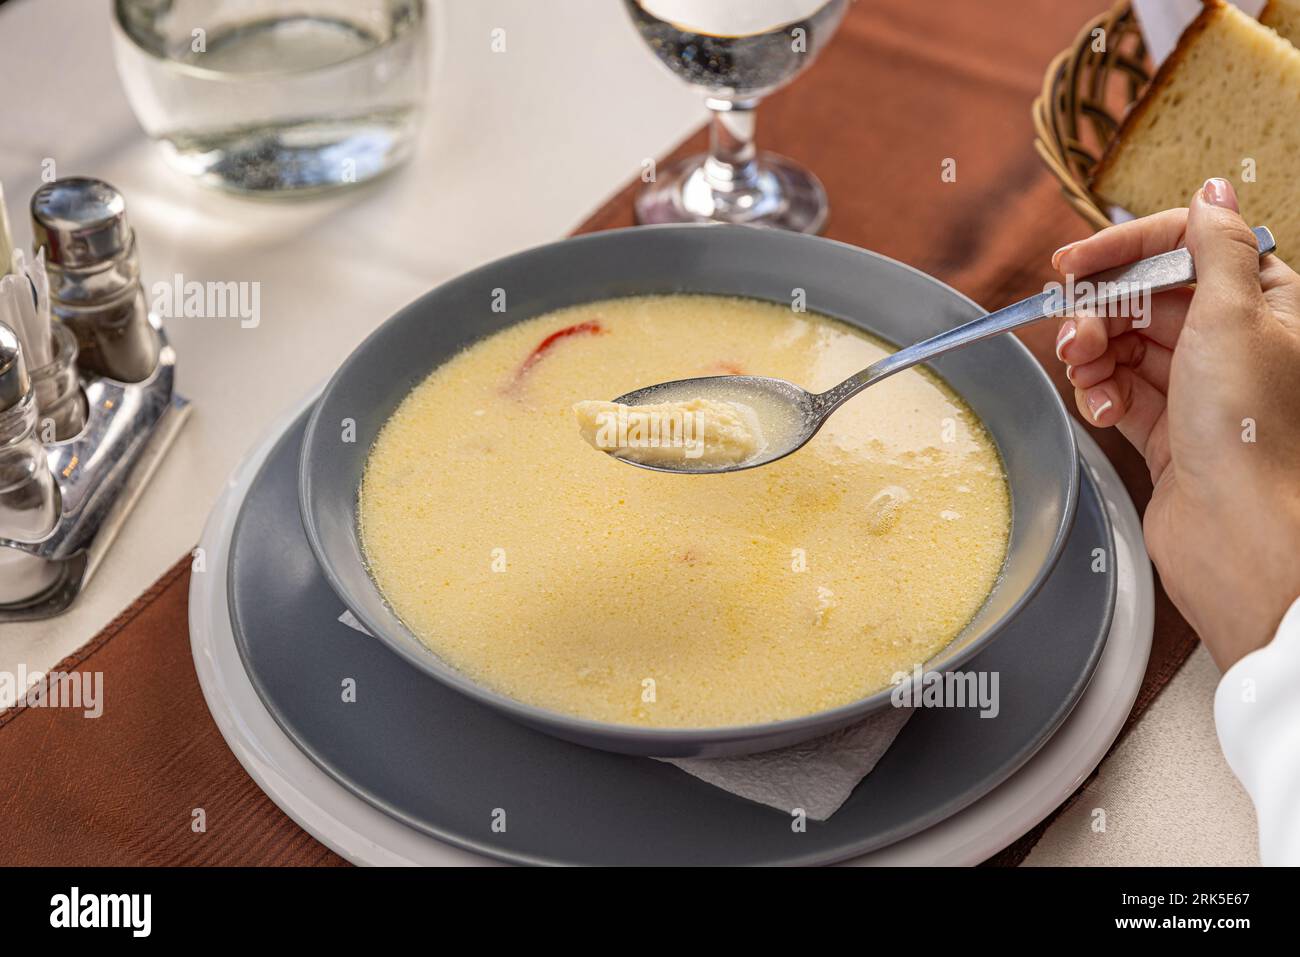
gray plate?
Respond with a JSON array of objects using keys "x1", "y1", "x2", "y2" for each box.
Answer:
[
  {"x1": 229, "y1": 407, "x2": 1114, "y2": 866},
  {"x1": 297, "y1": 225, "x2": 1079, "y2": 756}
]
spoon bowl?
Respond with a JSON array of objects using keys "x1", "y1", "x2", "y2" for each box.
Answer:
[{"x1": 610, "y1": 374, "x2": 820, "y2": 473}]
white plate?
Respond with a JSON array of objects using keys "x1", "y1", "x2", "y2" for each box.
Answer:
[{"x1": 190, "y1": 392, "x2": 1153, "y2": 866}]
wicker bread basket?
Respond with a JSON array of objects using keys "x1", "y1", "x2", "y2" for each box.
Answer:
[{"x1": 1032, "y1": 0, "x2": 1149, "y2": 231}]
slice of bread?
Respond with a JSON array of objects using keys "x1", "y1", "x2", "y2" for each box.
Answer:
[
  {"x1": 1092, "y1": 0, "x2": 1300, "y2": 267},
  {"x1": 1261, "y1": 0, "x2": 1300, "y2": 45}
]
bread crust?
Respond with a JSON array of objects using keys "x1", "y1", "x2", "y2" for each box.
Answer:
[{"x1": 1090, "y1": 0, "x2": 1227, "y2": 204}]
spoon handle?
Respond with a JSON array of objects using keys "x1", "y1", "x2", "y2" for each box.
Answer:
[{"x1": 815, "y1": 225, "x2": 1277, "y2": 414}]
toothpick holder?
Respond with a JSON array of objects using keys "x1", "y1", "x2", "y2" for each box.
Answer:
[{"x1": 0, "y1": 312, "x2": 190, "y2": 621}]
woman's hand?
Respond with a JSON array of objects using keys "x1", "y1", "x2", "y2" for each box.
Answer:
[{"x1": 1053, "y1": 178, "x2": 1300, "y2": 670}]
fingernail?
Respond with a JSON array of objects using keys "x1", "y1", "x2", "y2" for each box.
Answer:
[
  {"x1": 1055, "y1": 321, "x2": 1077, "y2": 360},
  {"x1": 1086, "y1": 390, "x2": 1113, "y2": 423},
  {"x1": 1051, "y1": 242, "x2": 1078, "y2": 271},
  {"x1": 1201, "y1": 177, "x2": 1239, "y2": 211},
  {"x1": 1065, "y1": 365, "x2": 1076, "y2": 384}
]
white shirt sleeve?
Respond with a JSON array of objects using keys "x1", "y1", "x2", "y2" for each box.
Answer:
[{"x1": 1214, "y1": 596, "x2": 1300, "y2": 866}]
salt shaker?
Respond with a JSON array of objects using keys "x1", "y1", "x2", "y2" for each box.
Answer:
[
  {"x1": 29, "y1": 321, "x2": 87, "y2": 441},
  {"x1": 31, "y1": 178, "x2": 160, "y2": 383},
  {"x1": 0, "y1": 322, "x2": 62, "y2": 605}
]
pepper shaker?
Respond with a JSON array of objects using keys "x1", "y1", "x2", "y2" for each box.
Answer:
[{"x1": 31, "y1": 178, "x2": 160, "y2": 383}]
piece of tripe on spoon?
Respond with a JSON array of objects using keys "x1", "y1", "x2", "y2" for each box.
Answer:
[{"x1": 573, "y1": 397, "x2": 765, "y2": 469}]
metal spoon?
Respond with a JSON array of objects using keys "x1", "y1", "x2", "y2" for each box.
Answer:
[{"x1": 609, "y1": 226, "x2": 1277, "y2": 474}]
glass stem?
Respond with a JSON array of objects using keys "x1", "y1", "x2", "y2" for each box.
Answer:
[{"x1": 703, "y1": 97, "x2": 762, "y2": 195}]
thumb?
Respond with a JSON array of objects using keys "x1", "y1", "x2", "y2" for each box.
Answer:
[{"x1": 1185, "y1": 178, "x2": 1266, "y2": 330}]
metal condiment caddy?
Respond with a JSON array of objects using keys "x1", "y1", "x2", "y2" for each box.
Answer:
[{"x1": 0, "y1": 177, "x2": 190, "y2": 621}]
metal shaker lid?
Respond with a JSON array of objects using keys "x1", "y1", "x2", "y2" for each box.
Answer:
[
  {"x1": 0, "y1": 322, "x2": 31, "y2": 414},
  {"x1": 31, "y1": 177, "x2": 131, "y2": 269}
]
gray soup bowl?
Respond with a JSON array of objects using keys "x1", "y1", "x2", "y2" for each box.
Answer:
[{"x1": 299, "y1": 224, "x2": 1079, "y2": 758}]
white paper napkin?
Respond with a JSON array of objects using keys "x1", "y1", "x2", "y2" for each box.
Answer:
[
  {"x1": 337, "y1": 610, "x2": 910, "y2": 820},
  {"x1": 1132, "y1": 0, "x2": 1265, "y2": 66},
  {"x1": 661, "y1": 709, "x2": 912, "y2": 820}
]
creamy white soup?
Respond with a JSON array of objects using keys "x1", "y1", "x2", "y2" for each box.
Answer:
[{"x1": 359, "y1": 295, "x2": 1010, "y2": 728}]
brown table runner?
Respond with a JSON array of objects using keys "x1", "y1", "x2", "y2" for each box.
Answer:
[{"x1": 0, "y1": 0, "x2": 1197, "y2": 866}]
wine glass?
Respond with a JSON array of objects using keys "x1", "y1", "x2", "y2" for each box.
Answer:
[{"x1": 624, "y1": 0, "x2": 848, "y2": 233}]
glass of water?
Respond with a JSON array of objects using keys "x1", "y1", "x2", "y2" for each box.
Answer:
[
  {"x1": 112, "y1": 0, "x2": 429, "y2": 195},
  {"x1": 624, "y1": 0, "x2": 847, "y2": 233}
]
